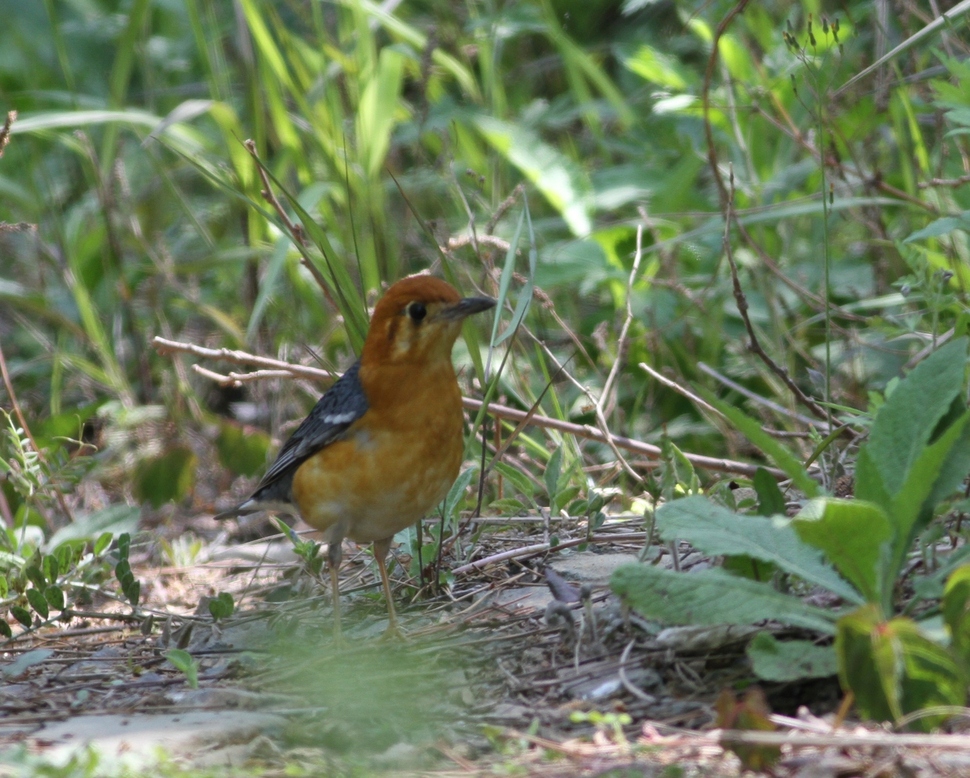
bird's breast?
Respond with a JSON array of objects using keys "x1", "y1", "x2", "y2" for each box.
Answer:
[{"x1": 290, "y1": 375, "x2": 464, "y2": 543}]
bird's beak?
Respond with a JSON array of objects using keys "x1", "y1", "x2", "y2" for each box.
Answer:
[{"x1": 440, "y1": 296, "x2": 496, "y2": 321}]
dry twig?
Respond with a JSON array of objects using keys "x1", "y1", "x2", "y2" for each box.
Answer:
[{"x1": 151, "y1": 336, "x2": 783, "y2": 479}]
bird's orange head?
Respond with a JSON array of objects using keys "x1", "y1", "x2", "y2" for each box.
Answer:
[{"x1": 360, "y1": 274, "x2": 495, "y2": 368}]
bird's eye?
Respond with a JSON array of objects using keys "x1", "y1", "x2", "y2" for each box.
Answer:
[{"x1": 408, "y1": 302, "x2": 427, "y2": 322}]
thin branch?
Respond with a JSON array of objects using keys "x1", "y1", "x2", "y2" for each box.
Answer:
[
  {"x1": 695, "y1": 362, "x2": 828, "y2": 430},
  {"x1": 639, "y1": 362, "x2": 722, "y2": 417},
  {"x1": 152, "y1": 336, "x2": 785, "y2": 479},
  {"x1": 153, "y1": 336, "x2": 338, "y2": 381},
  {"x1": 721, "y1": 169, "x2": 848, "y2": 434}
]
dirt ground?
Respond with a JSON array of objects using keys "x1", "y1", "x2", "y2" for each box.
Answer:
[{"x1": 3, "y1": 511, "x2": 970, "y2": 776}]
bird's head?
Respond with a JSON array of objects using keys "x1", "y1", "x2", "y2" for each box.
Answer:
[{"x1": 361, "y1": 274, "x2": 495, "y2": 367}]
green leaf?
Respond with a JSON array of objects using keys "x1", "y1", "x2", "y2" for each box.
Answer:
[
  {"x1": 492, "y1": 461, "x2": 536, "y2": 500},
  {"x1": 208, "y1": 592, "x2": 235, "y2": 620},
  {"x1": 624, "y1": 44, "x2": 690, "y2": 89},
  {"x1": 885, "y1": 412, "x2": 970, "y2": 595},
  {"x1": 611, "y1": 564, "x2": 836, "y2": 634},
  {"x1": 94, "y1": 532, "x2": 113, "y2": 555},
  {"x1": 134, "y1": 446, "x2": 198, "y2": 508},
  {"x1": 837, "y1": 604, "x2": 965, "y2": 730},
  {"x1": 545, "y1": 445, "x2": 564, "y2": 507},
  {"x1": 747, "y1": 632, "x2": 838, "y2": 681},
  {"x1": 216, "y1": 422, "x2": 270, "y2": 478},
  {"x1": 488, "y1": 497, "x2": 529, "y2": 514},
  {"x1": 25, "y1": 589, "x2": 49, "y2": 620},
  {"x1": 0, "y1": 621, "x2": 10, "y2": 638},
  {"x1": 861, "y1": 337, "x2": 968, "y2": 502},
  {"x1": 11, "y1": 606, "x2": 32, "y2": 628},
  {"x1": 655, "y1": 496, "x2": 862, "y2": 604},
  {"x1": 837, "y1": 604, "x2": 900, "y2": 722},
  {"x1": 25, "y1": 566, "x2": 46, "y2": 591},
  {"x1": 753, "y1": 468, "x2": 786, "y2": 517},
  {"x1": 942, "y1": 565, "x2": 970, "y2": 665},
  {"x1": 44, "y1": 586, "x2": 65, "y2": 612},
  {"x1": 442, "y1": 467, "x2": 476, "y2": 521},
  {"x1": 904, "y1": 213, "x2": 970, "y2": 243},
  {"x1": 165, "y1": 648, "x2": 199, "y2": 689},
  {"x1": 42, "y1": 554, "x2": 59, "y2": 584},
  {"x1": 793, "y1": 498, "x2": 892, "y2": 606},
  {"x1": 356, "y1": 47, "x2": 405, "y2": 177},
  {"x1": 474, "y1": 115, "x2": 592, "y2": 237}
]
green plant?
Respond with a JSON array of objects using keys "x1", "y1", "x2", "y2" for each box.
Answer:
[
  {"x1": 0, "y1": 407, "x2": 141, "y2": 639},
  {"x1": 165, "y1": 648, "x2": 199, "y2": 689},
  {"x1": 612, "y1": 337, "x2": 970, "y2": 729}
]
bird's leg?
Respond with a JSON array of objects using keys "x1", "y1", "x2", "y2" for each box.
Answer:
[
  {"x1": 328, "y1": 538, "x2": 343, "y2": 639},
  {"x1": 373, "y1": 537, "x2": 402, "y2": 639}
]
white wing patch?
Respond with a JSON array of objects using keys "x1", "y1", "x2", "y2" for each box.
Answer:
[{"x1": 323, "y1": 411, "x2": 359, "y2": 425}]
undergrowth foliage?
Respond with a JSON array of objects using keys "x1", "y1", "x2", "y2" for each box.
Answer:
[{"x1": 0, "y1": 0, "x2": 969, "y2": 737}]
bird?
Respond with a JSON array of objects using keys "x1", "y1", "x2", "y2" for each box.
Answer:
[{"x1": 216, "y1": 274, "x2": 495, "y2": 637}]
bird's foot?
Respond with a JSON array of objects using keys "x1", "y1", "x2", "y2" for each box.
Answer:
[{"x1": 378, "y1": 622, "x2": 407, "y2": 642}]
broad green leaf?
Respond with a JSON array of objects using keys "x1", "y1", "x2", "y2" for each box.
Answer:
[
  {"x1": 863, "y1": 337, "x2": 968, "y2": 499},
  {"x1": 886, "y1": 412, "x2": 970, "y2": 594},
  {"x1": 611, "y1": 564, "x2": 836, "y2": 634},
  {"x1": 890, "y1": 622, "x2": 966, "y2": 731},
  {"x1": 93, "y1": 532, "x2": 114, "y2": 555},
  {"x1": 624, "y1": 45, "x2": 690, "y2": 90},
  {"x1": 655, "y1": 496, "x2": 861, "y2": 604},
  {"x1": 747, "y1": 632, "x2": 838, "y2": 682},
  {"x1": 904, "y1": 213, "x2": 970, "y2": 243},
  {"x1": 208, "y1": 592, "x2": 235, "y2": 621},
  {"x1": 837, "y1": 605, "x2": 966, "y2": 730},
  {"x1": 853, "y1": 446, "x2": 892, "y2": 512},
  {"x1": 942, "y1": 565, "x2": 970, "y2": 665},
  {"x1": 793, "y1": 498, "x2": 892, "y2": 606},
  {"x1": 545, "y1": 445, "x2": 564, "y2": 506},
  {"x1": 474, "y1": 115, "x2": 592, "y2": 237},
  {"x1": 25, "y1": 589, "x2": 49, "y2": 620},
  {"x1": 44, "y1": 586, "x2": 65, "y2": 612},
  {"x1": 166, "y1": 649, "x2": 199, "y2": 689},
  {"x1": 356, "y1": 47, "x2": 405, "y2": 178},
  {"x1": 11, "y1": 606, "x2": 32, "y2": 628},
  {"x1": 837, "y1": 604, "x2": 900, "y2": 723},
  {"x1": 492, "y1": 461, "x2": 537, "y2": 501},
  {"x1": 443, "y1": 467, "x2": 477, "y2": 519}
]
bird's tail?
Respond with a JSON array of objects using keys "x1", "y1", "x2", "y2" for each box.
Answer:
[
  {"x1": 212, "y1": 499, "x2": 256, "y2": 521},
  {"x1": 212, "y1": 497, "x2": 296, "y2": 521}
]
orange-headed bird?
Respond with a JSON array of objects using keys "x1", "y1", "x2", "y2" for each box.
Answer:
[{"x1": 217, "y1": 275, "x2": 495, "y2": 635}]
